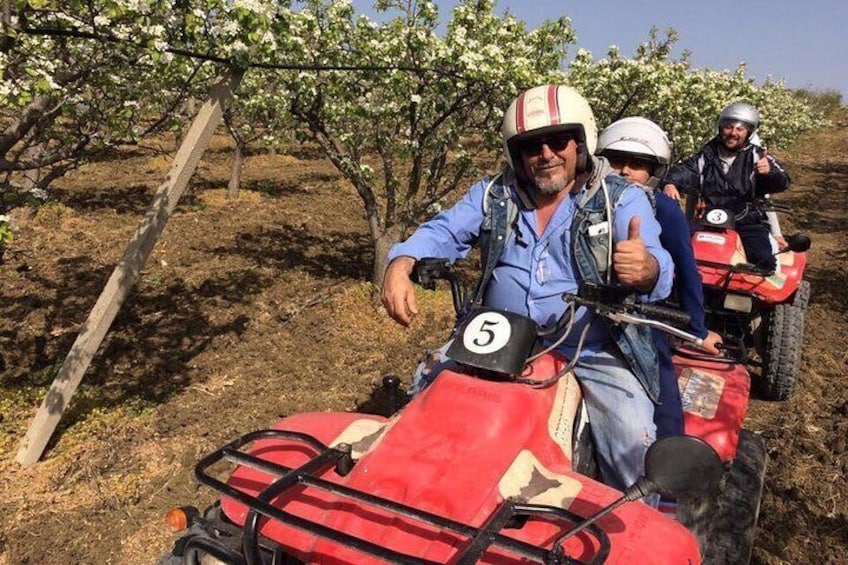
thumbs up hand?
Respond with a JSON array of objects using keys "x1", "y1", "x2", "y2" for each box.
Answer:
[
  {"x1": 614, "y1": 216, "x2": 659, "y2": 291},
  {"x1": 626, "y1": 215, "x2": 642, "y2": 241},
  {"x1": 756, "y1": 148, "x2": 771, "y2": 175}
]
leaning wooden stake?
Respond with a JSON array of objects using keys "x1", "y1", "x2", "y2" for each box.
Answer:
[{"x1": 16, "y1": 69, "x2": 244, "y2": 467}]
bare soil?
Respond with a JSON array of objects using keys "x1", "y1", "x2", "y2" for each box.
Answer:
[{"x1": 0, "y1": 126, "x2": 846, "y2": 564}]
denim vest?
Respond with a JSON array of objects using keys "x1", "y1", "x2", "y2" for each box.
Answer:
[
  {"x1": 570, "y1": 173, "x2": 660, "y2": 401},
  {"x1": 472, "y1": 168, "x2": 660, "y2": 402},
  {"x1": 472, "y1": 170, "x2": 516, "y2": 309}
]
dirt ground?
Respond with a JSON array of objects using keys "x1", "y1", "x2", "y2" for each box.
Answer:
[{"x1": 0, "y1": 124, "x2": 846, "y2": 564}]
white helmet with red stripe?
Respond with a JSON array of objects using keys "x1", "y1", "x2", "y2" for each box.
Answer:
[{"x1": 501, "y1": 84, "x2": 598, "y2": 171}]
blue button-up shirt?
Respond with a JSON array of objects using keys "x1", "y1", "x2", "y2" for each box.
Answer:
[{"x1": 388, "y1": 178, "x2": 673, "y2": 359}]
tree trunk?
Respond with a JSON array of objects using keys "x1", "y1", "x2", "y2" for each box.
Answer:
[
  {"x1": 227, "y1": 142, "x2": 244, "y2": 199},
  {"x1": 20, "y1": 144, "x2": 44, "y2": 191},
  {"x1": 373, "y1": 223, "x2": 405, "y2": 287}
]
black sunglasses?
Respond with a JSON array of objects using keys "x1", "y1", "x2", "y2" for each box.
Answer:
[
  {"x1": 607, "y1": 155, "x2": 655, "y2": 171},
  {"x1": 521, "y1": 134, "x2": 575, "y2": 155}
]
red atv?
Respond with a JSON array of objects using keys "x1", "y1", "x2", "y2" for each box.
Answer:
[
  {"x1": 160, "y1": 263, "x2": 766, "y2": 565},
  {"x1": 689, "y1": 200, "x2": 812, "y2": 400}
]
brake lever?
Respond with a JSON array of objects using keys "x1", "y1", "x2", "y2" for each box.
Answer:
[
  {"x1": 565, "y1": 293, "x2": 704, "y2": 347},
  {"x1": 605, "y1": 311, "x2": 705, "y2": 348}
]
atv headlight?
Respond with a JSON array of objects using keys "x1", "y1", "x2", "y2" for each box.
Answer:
[{"x1": 724, "y1": 293, "x2": 753, "y2": 313}]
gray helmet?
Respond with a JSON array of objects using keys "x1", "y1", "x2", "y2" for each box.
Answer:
[{"x1": 718, "y1": 102, "x2": 759, "y2": 139}]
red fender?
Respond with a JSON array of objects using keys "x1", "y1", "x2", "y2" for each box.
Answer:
[{"x1": 692, "y1": 228, "x2": 806, "y2": 304}]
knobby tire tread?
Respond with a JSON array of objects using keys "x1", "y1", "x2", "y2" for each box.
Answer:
[
  {"x1": 792, "y1": 279, "x2": 811, "y2": 309},
  {"x1": 760, "y1": 303, "x2": 805, "y2": 400},
  {"x1": 703, "y1": 430, "x2": 767, "y2": 565}
]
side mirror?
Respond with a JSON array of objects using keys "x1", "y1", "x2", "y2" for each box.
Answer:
[
  {"x1": 554, "y1": 436, "x2": 723, "y2": 543},
  {"x1": 783, "y1": 233, "x2": 811, "y2": 254},
  {"x1": 643, "y1": 435, "x2": 724, "y2": 498}
]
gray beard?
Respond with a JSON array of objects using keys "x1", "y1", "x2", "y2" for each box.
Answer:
[{"x1": 534, "y1": 177, "x2": 569, "y2": 194}]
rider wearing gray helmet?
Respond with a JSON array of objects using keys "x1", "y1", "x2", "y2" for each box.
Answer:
[{"x1": 662, "y1": 102, "x2": 790, "y2": 272}]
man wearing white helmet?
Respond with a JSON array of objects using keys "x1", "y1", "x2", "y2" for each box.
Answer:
[
  {"x1": 662, "y1": 102, "x2": 790, "y2": 272},
  {"x1": 381, "y1": 85, "x2": 674, "y2": 493},
  {"x1": 597, "y1": 117, "x2": 722, "y2": 440}
]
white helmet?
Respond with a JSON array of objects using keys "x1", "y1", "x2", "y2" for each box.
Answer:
[
  {"x1": 501, "y1": 85, "x2": 598, "y2": 173},
  {"x1": 596, "y1": 117, "x2": 671, "y2": 186},
  {"x1": 718, "y1": 102, "x2": 759, "y2": 139}
]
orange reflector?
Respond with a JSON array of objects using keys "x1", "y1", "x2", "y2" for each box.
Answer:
[{"x1": 165, "y1": 507, "x2": 189, "y2": 532}]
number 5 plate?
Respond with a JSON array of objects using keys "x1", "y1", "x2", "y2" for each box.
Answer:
[{"x1": 447, "y1": 307, "x2": 539, "y2": 375}]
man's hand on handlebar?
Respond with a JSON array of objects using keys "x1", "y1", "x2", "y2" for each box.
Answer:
[
  {"x1": 699, "y1": 330, "x2": 724, "y2": 356},
  {"x1": 381, "y1": 256, "x2": 419, "y2": 327},
  {"x1": 663, "y1": 183, "x2": 681, "y2": 201}
]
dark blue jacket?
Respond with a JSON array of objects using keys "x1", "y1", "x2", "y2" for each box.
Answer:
[
  {"x1": 663, "y1": 137, "x2": 790, "y2": 224},
  {"x1": 655, "y1": 193, "x2": 708, "y2": 339}
]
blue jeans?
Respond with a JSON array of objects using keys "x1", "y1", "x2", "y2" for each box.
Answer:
[
  {"x1": 572, "y1": 347, "x2": 657, "y2": 493},
  {"x1": 409, "y1": 339, "x2": 456, "y2": 396}
]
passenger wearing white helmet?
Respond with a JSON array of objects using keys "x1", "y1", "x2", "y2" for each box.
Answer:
[
  {"x1": 381, "y1": 85, "x2": 674, "y2": 493},
  {"x1": 662, "y1": 102, "x2": 790, "y2": 272},
  {"x1": 597, "y1": 118, "x2": 722, "y2": 440},
  {"x1": 596, "y1": 117, "x2": 671, "y2": 188}
]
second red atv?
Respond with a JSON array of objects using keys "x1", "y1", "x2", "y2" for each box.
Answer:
[
  {"x1": 160, "y1": 262, "x2": 767, "y2": 565},
  {"x1": 689, "y1": 200, "x2": 811, "y2": 400}
]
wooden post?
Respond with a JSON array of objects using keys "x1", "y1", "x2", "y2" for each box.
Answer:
[{"x1": 16, "y1": 69, "x2": 244, "y2": 467}]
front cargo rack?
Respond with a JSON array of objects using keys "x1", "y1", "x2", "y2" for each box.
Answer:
[{"x1": 194, "y1": 429, "x2": 611, "y2": 565}]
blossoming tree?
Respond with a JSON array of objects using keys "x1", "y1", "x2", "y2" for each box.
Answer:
[
  {"x1": 1, "y1": 0, "x2": 828, "y2": 281},
  {"x1": 271, "y1": 0, "x2": 574, "y2": 281}
]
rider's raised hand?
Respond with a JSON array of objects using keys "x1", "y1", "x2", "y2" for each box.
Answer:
[
  {"x1": 663, "y1": 183, "x2": 681, "y2": 201},
  {"x1": 755, "y1": 149, "x2": 771, "y2": 175},
  {"x1": 381, "y1": 256, "x2": 419, "y2": 327},
  {"x1": 613, "y1": 216, "x2": 659, "y2": 292}
]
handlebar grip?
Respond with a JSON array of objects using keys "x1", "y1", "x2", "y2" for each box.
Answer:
[
  {"x1": 630, "y1": 303, "x2": 691, "y2": 329},
  {"x1": 412, "y1": 258, "x2": 452, "y2": 289}
]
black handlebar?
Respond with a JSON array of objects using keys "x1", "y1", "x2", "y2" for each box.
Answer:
[
  {"x1": 628, "y1": 302, "x2": 691, "y2": 329},
  {"x1": 411, "y1": 258, "x2": 466, "y2": 316},
  {"x1": 759, "y1": 199, "x2": 793, "y2": 214},
  {"x1": 565, "y1": 293, "x2": 691, "y2": 330},
  {"x1": 573, "y1": 281, "x2": 691, "y2": 329}
]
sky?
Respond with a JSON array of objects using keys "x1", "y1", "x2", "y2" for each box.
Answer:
[{"x1": 350, "y1": 0, "x2": 848, "y2": 99}]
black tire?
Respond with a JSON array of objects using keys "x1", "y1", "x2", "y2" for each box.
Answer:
[
  {"x1": 759, "y1": 303, "x2": 805, "y2": 400},
  {"x1": 702, "y1": 430, "x2": 767, "y2": 565},
  {"x1": 676, "y1": 488, "x2": 718, "y2": 557},
  {"x1": 792, "y1": 279, "x2": 811, "y2": 309}
]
